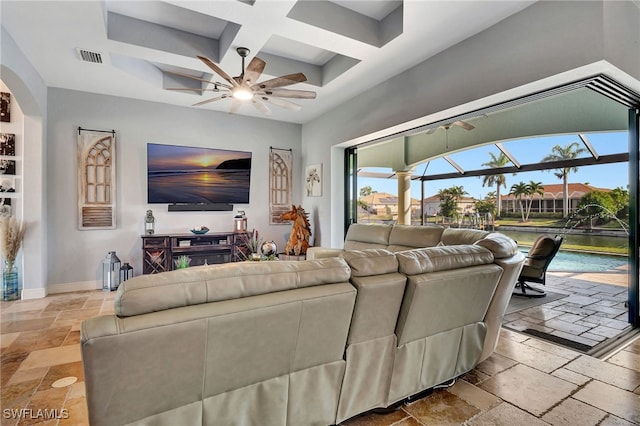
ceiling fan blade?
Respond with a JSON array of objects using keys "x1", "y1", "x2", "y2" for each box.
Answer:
[
  {"x1": 260, "y1": 96, "x2": 301, "y2": 111},
  {"x1": 253, "y1": 73, "x2": 307, "y2": 90},
  {"x1": 258, "y1": 89, "x2": 316, "y2": 99},
  {"x1": 197, "y1": 56, "x2": 238, "y2": 87},
  {"x1": 192, "y1": 95, "x2": 228, "y2": 107},
  {"x1": 252, "y1": 98, "x2": 272, "y2": 115},
  {"x1": 454, "y1": 120, "x2": 475, "y2": 131},
  {"x1": 242, "y1": 57, "x2": 266, "y2": 86}
]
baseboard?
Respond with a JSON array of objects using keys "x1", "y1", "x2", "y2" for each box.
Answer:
[
  {"x1": 48, "y1": 280, "x2": 102, "y2": 294},
  {"x1": 21, "y1": 287, "x2": 48, "y2": 300}
]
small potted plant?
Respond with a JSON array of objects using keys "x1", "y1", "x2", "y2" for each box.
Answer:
[
  {"x1": 174, "y1": 255, "x2": 191, "y2": 269},
  {"x1": 240, "y1": 229, "x2": 263, "y2": 261},
  {"x1": 1, "y1": 215, "x2": 26, "y2": 301}
]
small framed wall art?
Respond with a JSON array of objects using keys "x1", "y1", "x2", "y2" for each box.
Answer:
[
  {"x1": 0, "y1": 92, "x2": 10, "y2": 123},
  {"x1": 0, "y1": 159, "x2": 16, "y2": 175},
  {"x1": 305, "y1": 163, "x2": 322, "y2": 197},
  {"x1": 0, "y1": 133, "x2": 16, "y2": 156}
]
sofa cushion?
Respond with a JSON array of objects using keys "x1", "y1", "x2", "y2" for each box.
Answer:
[
  {"x1": 474, "y1": 232, "x2": 519, "y2": 259},
  {"x1": 115, "y1": 257, "x2": 351, "y2": 317},
  {"x1": 440, "y1": 228, "x2": 489, "y2": 245},
  {"x1": 387, "y1": 224, "x2": 444, "y2": 251},
  {"x1": 343, "y1": 223, "x2": 392, "y2": 249},
  {"x1": 396, "y1": 245, "x2": 494, "y2": 276},
  {"x1": 341, "y1": 249, "x2": 398, "y2": 277}
]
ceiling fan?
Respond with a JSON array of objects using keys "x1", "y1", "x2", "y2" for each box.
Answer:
[
  {"x1": 426, "y1": 120, "x2": 475, "y2": 149},
  {"x1": 425, "y1": 120, "x2": 475, "y2": 135},
  {"x1": 166, "y1": 47, "x2": 316, "y2": 116}
]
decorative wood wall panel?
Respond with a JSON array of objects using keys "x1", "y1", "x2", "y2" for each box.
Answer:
[
  {"x1": 77, "y1": 129, "x2": 116, "y2": 229},
  {"x1": 269, "y1": 147, "x2": 292, "y2": 224}
]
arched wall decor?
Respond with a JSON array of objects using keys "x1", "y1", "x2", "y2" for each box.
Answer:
[
  {"x1": 77, "y1": 127, "x2": 116, "y2": 229},
  {"x1": 269, "y1": 147, "x2": 292, "y2": 224}
]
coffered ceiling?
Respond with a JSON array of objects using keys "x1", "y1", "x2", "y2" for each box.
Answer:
[{"x1": 1, "y1": 0, "x2": 535, "y2": 123}]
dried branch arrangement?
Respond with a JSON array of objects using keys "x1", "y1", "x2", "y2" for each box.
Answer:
[{"x1": 1, "y1": 215, "x2": 26, "y2": 267}]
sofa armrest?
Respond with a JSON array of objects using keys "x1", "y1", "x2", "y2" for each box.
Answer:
[{"x1": 306, "y1": 247, "x2": 345, "y2": 260}]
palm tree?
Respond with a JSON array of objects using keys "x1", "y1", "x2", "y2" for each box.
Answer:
[
  {"x1": 525, "y1": 181, "x2": 544, "y2": 221},
  {"x1": 509, "y1": 182, "x2": 529, "y2": 222},
  {"x1": 481, "y1": 152, "x2": 510, "y2": 218},
  {"x1": 541, "y1": 142, "x2": 587, "y2": 218}
]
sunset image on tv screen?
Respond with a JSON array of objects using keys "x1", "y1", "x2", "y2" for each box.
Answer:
[{"x1": 147, "y1": 143, "x2": 252, "y2": 204}]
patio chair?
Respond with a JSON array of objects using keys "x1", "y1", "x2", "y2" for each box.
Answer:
[{"x1": 513, "y1": 234, "x2": 563, "y2": 298}]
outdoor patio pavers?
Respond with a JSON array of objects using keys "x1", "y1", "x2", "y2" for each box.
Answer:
[{"x1": 503, "y1": 271, "x2": 631, "y2": 353}]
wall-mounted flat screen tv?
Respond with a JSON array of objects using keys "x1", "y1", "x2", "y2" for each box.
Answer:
[{"x1": 147, "y1": 143, "x2": 252, "y2": 205}]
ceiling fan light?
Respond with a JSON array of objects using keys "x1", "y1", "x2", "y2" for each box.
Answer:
[{"x1": 232, "y1": 86, "x2": 253, "y2": 100}]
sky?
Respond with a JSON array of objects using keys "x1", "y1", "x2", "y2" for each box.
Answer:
[{"x1": 357, "y1": 131, "x2": 630, "y2": 200}]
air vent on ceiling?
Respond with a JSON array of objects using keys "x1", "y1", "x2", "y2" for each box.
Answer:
[{"x1": 77, "y1": 48, "x2": 103, "y2": 64}]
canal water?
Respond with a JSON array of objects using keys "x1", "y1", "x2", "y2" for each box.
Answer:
[{"x1": 498, "y1": 229, "x2": 628, "y2": 273}]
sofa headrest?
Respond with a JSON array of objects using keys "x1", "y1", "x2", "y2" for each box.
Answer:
[
  {"x1": 388, "y1": 225, "x2": 444, "y2": 250},
  {"x1": 115, "y1": 257, "x2": 351, "y2": 317},
  {"x1": 345, "y1": 223, "x2": 392, "y2": 245},
  {"x1": 474, "y1": 232, "x2": 519, "y2": 259},
  {"x1": 396, "y1": 245, "x2": 494, "y2": 276},
  {"x1": 440, "y1": 228, "x2": 490, "y2": 245},
  {"x1": 341, "y1": 249, "x2": 398, "y2": 277}
]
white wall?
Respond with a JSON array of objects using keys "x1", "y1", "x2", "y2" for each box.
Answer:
[
  {"x1": 0, "y1": 83, "x2": 24, "y2": 281},
  {"x1": 1, "y1": 26, "x2": 48, "y2": 298},
  {"x1": 301, "y1": 0, "x2": 640, "y2": 248},
  {"x1": 47, "y1": 88, "x2": 301, "y2": 291}
]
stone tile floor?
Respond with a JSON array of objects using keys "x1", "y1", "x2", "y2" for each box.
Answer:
[
  {"x1": 503, "y1": 266, "x2": 631, "y2": 352},
  {"x1": 1, "y1": 282, "x2": 638, "y2": 426}
]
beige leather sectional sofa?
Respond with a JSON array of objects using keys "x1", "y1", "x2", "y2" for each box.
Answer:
[{"x1": 81, "y1": 224, "x2": 524, "y2": 426}]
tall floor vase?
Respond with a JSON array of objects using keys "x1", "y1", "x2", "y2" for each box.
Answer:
[{"x1": 2, "y1": 261, "x2": 19, "y2": 301}]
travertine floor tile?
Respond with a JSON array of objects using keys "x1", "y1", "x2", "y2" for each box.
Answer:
[
  {"x1": 522, "y1": 336, "x2": 581, "y2": 360},
  {"x1": 7, "y1": 326, "x2": 71, "y2": 353},
  {"x1": 623, "y1": 338, "x2": 640, "y2": 355},
  {"x1": 340, "y1": 407, "x2": 409, "y2": 426},
  {"x1": 499, "y1": 328, "x2": 528, "y2": 343},
  {"x1": 403, "y1": 389, "x2": 480, "y2": 424},
  {"x1": 18, "y1": 387, "x2": 68, "y2": 426},
  {"x1": 607, "y1": 349, "x2": 640, "y2": 373},
  {"x1": 448, "y1": 380, "x2": 501, "y2": 411},
  {"x1": 1, "y1": 350, "x2": 30, "y2": 386},
  {"x1": 460, "y1": 368, "x2": 490, "y2": 385},
  {"x1": 565, "y1": 355, "x2": 640, "y2": 391},
  {"x1": 466, "y1": 402, "x2": 549, "y2": 425},
  {"x1": 495, "y1": 338, "x2": 569, "y2": 373},
  {"x1": 6, "y1": 367, "x2": 48, "y2": 386},
  {"x1": 0, "y1": 332, "x2": 20, "y2": 348},
  {"x1": 43, "y1": 297, "x2": 88, "y2": 313},
  {"x1": 473, "y1": 352, "x2": 517, "y2": 377},
  {"x1": 600, "y1": 414, "x2": 639, "y2": 426},
  {"x1": 59, "y1": 396, "x2": 88, "y2": 426},
  {"x1": 1, "y1": 318, "x2": 55, "y2": 334},
  {"x1": 541, "y1": 397, "x2": 606, "y2": 426},
  {"x1": 39, "y1": 361, "x2": 84, "y2": 389},
  {"x1": 551, "y1": 368, "x2": 591, "y2": 386},
  {"x1": 478, "y1": 364, "x2": 577, "y2": 416},
  {"x1": 18, "y1": 345, "x2": 81, "y2": 371},
  {"x1": 573, "y1": 380, "x2": 640, "y2": 424}
]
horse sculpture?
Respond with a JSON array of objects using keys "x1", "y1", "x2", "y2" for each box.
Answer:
[{"x1": 280, "y1": 205, "x2": 312, "y2": 256}]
